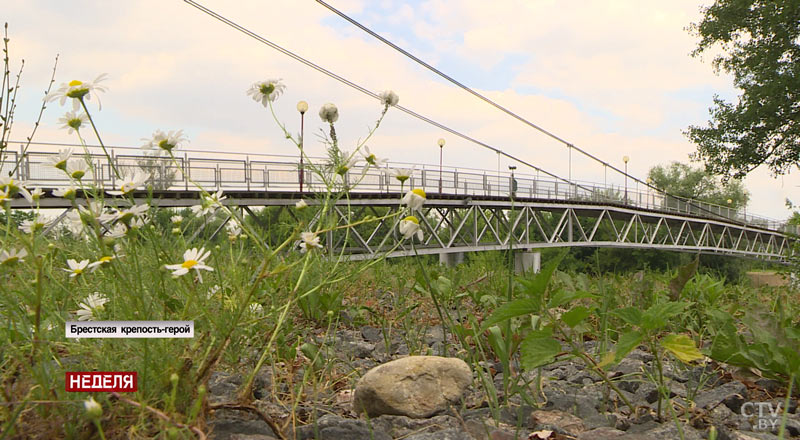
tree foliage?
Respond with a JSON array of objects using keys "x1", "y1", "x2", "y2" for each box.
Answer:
[
  {"x1": 647, "y1": 161, "x2": 749, "y2": 208},
  {"x1": 686, "y1": 0, "x2": 800, "y2": 179}
]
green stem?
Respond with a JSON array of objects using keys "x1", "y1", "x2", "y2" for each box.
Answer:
[
  {"x1": 80, "y1": 98, "x2": 120, "y2": 179},
  {"x1": 411, "y1": 242, "x2": 449, "y2": 356}
]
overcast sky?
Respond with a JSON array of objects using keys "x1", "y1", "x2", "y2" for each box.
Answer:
[{"x1": 5, "y1": 1, "x2": 799, "y2": 220}]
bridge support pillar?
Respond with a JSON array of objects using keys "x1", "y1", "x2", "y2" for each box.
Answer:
[
  {"x1": 439, "y1": 252, "x2": 465, "y2": 267},
  {"x1": 515, "y1": 251, "x2": 541, "y2": 274}
]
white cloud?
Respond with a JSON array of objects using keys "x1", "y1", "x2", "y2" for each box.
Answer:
[{"x1": 1, "y1": 0, "x2": 796, "y2": 221}]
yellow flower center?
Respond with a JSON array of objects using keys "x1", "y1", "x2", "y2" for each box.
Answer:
[
  {"x1": 69, "y1": 80, "x2": 83, "y2": 87},
  {"x1": 99, "y1": 256, "x2": 113, "y2": 263},
  {"x1": 403, "y1": 215, "x2": 419, "y2": 225},
  {"x1": 68, "y1": 118, "x2": 83, "y2": 130},
  {"x1": 71, "y1": 170, "x2": 85, "y2": 180},
  {"x1": 411, "y1": 188, "x2": 426, "y2": 198},
  {"x1": 259, "y1": 83, "x2": 275, "y2": 95},
  {"x1": 158, "y1": 139, "x2": 175, "y2": 151},
  {"x1": 182, "y1": 260, "x2": 198, "y2": 269},
  {"x1": 2, "y1": 257, "x2": 19, "y2": 265},
  {"x1": 73, "y1": 268, "x2": 83, "y2": 275},
  {"x1": 366, "y1": 154, "x2": 376, "y2": 164}
]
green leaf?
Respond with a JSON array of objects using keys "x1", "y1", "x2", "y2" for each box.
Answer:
[
  {"x1": 547, "y1": 290, "x2": 596, "y2": 309},
  {"x1": 613, "y1": 307, "x2": 642, "y2": 327},
  {"x1": 482, "y1": 298, "x2": 540, "y2": 330},
  {"x1": 660, "y1": 334, "x2": 704, "y2": 363},
  {"x1": 517, "y1": 249, "x2": 567, "y2": 299},
  {"x1": 614, "y1": 330, "x2": 643, "y2": 362},
  {"x1": 641, "y1": 301, "x2": 689, "y2": 331},
  {"x1": 486, "y1": 325, "x2": 507, "y2": 361},
  {"x1": 668, "y1": 255, "x2": 699, "y2": 301},
  {"x1": 561, "y1": 306, "x2": 592, "y2": 328},
  {"x1": 520, "y1": 334, "x2": 561, "y2": 370},
  {"x1": 596, "y1": 351, "x2": 616, "y2": 369}
]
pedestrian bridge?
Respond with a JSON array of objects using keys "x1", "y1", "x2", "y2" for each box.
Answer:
[{"x1": 4, "y1": 143, "x2": 795, "y2": 263}]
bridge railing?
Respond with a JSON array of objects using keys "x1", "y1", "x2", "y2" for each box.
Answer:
[{"x1": 5, "y1": 142, "x2": 791, "y2": 233}]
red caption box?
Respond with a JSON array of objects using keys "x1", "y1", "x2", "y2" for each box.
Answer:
[{"x1": 65, "y1": 372, "x2": 138, "y2": 392}]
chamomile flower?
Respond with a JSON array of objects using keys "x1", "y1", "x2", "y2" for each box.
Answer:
[
  {"x1": 295, "y1": 199, "x2": 308, "y2": 210},
  {"x1": 362, "y1": 146, "x2": 386, "y2": 167},
  {"x1": 246, "y1": 79, "x2": 285, "y2": 106},
  {"x1": 58, "y1": 111, "x2": 88, "y2": 134},
  {"x1": 64, "y1": 259, "x2": 90, "y2": 277},
  {"x1": 0, "y1": 248, "x2": 27, "y2": 265},
  {"x1": 20, "y1": 218, "x2": 49, "y2": 234},
  {"x1": 191, "y1": 190, "x2": 226, "y2": 216},
  {"x1": 299, "y1": 232, "x2": 322, "y2": 253},
  {"x1": 226, "y1": 221, "x2": 241, "y2": 240},
  {"x1": 47, "y1": 148, "x2": 73, "y2": 171},
  {"x1": 30, "y1": 187, "x2": 44, "y2": 202},
  {"x1": 249, "y1": 303, "x2": 264, "y2": 314},
  {"x1": 114, "y1": 204, "x2": 149, "y2": 224},
  {"x1": 0, "y1": 189, "x2": 9, "y2": 207},
  {"x1": 53, "y1": 185, "x2": 78, "y2": 200},
  {"x1": 378, "y1": 90, "x2": 399, "y2": 107},
  {"x1": 87, "y1": 255, "x2": 117, "y2": 272},
  {"x1": 66, "y1": 159, "x2": 90, "y2": 181},
  {"x1": 46, "y1": 74, "x2": 108, "y2": 111},
  {"x1": 399, "y1": 215, "x2": 423, "y2": 241},
  {"x1": 75, "y1": 293, "x2": 109, "y2": 321},
  {"x1": 165, "y1": 247, "x2": 214, "y2": 282},
  {"x1": 402, "y1": 188, "x2": 427, "y2": 210},
  {"x1": 0, "y1": 176, "x2": 33, "y2": 203},
  {"x1": 108, "y1": 170, "x2": 150, "y2": 195},
  {"x1": 319, "y1": 103, "x2": 339, "y2": 123},
  {"x1": 392, "y1": 167, "x2": 415, "y2": 184},
  {"x1": 336, "y1": 151, "x2": 359, "y2": 176},
  {"x1": 171, "y1": 215, "x2": 183, "y2": 224},
  {"x1": 141, "y1": 129, "x2": 187, "y2": 152},
  {"x1": 104, "y1": 223, "x2": 127, "y2": 239}
]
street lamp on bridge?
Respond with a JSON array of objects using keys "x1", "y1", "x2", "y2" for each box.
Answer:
[
  {"x1": 623, "y1": 155, "x2": 630, "y2": 203},
  {"x1": 297, "y1": 100, "x2": 308, "y2": 193},
  {"x1": 437, "y1": 138, "x2": 445, "y2": 193}
]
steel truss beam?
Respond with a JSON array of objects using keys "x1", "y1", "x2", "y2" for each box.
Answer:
[{"x1": 11, "y1": 191, "x2": 795, "y2": 262}]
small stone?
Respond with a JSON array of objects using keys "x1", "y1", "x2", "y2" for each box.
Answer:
[
  {"x1": 295, "y1": 414, "x2": 390, "y2": 440},
  {"x1": 694, "y1": 381, "x2": 748, "y2": 413},
  {"x1": 360, "y1": 325, "x2": 383, "y2": 343},
  {"x1": 641, "y1": 423, "x2": 703, "y2": 440},
  {"x1": 353, "y1": 356, "x2": 472, "y2": 418},
  {"x1": 576, "y1": 427, "x2": 626, "y2": 439},
  {"x1": 404, "y1": 428, "x2": 471, "y2": 440},
  {"x1": 529, "y1": 410, "x2": 586, "y2": 436}
]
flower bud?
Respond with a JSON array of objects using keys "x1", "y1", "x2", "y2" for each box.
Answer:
[{"x1": 84, "y1": 397, "x2": 102, "y2": 420}]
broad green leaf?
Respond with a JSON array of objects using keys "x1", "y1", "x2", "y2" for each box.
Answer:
[
  {"x1": 596, "y1": 351, "x2": 616, "y2": 369},
  {"x1": 547, "y1": 290, "x2": 596, "y2": 309},
  {"x1": 642, "y1": 301, "x2": 689, "y2": 331},
  {"x1": 668, "y1": 255, "x2": 699, "y2": 301},
  {"x1": 482, "y1": 298, "x2": 540, "y2": 330},
  {"x1": 660, "y1": 334, "x2": 704, "y2": 363},
  {"x1": 517, "y1": 249, "x2": 567, "y2": 299},
  {"x1": 614, "y1": 330, "x2": 643, "y2": 362},
  {"x1": 561, "y1": 306, "x2": 592, "y2": 328},
  {"x1": 520, "y1": 334, "x2": 562, "y2": 370},
  {"x1": 613, "y1": 307, "x2": 642, "y2": 327}
]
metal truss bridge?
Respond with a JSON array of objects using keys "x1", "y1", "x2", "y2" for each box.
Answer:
[{"x1": 4, "y1": 143, "x2": 796, "y2": 263}]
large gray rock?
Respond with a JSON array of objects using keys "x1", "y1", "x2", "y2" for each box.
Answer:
[{"x1": 353, "y1": 356, "x2": 472, "y2": 418}]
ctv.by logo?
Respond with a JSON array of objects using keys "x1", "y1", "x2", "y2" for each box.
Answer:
[{"x1": 741, "y1": 402, "x2": 782, "y2": 431}]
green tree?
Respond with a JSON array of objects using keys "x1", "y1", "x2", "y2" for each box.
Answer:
[
  {"x1": 685, "y1": 0, "x2": 800, "y2": 179},
  {"x1": 648, "y1": 161, "x2": 749, "y2": 209}
]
